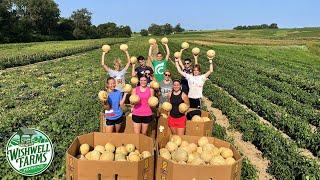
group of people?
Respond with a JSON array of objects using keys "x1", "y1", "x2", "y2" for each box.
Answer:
[{"x1": 101, "y1": 40, "x2": 214, "y2": 136}]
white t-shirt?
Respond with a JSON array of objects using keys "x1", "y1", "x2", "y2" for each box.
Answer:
[
  {"x1": 184, "y1": 73, "x2": 207, "y2": 99},
  {"x1": 108, "y1": 69, "x2": 126, "y2": 92}
]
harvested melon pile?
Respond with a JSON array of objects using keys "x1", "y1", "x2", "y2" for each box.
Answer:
[
  {"x1": 159, "y1": 135, "x2": 236, "y2": 166},
  {"x1": 191, "y1": 115, "x2": 211, "y2": 122},
  {"x1": 77, "y1": 143, "x2": 152, "y2": 162}
]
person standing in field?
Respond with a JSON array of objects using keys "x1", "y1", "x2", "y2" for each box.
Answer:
[
  {"x1": 148, "y1": 41, "x2": 170, "y2": 82},
  {"x1": 103, "y1": 77, "x2": 128, "y2": 133},
  {"x1": 132, "y1": 56, "x2": 154, "y2": 86},
  {"x1": 168, "y1": 80, "x2": 189, "y2": 135},
  {"x1": 101, "y1": 49, "x2": 131, "y2": 92},
  {"x1": 159, "y1": 70, "x2": 173, "y2": 105},
  {"x1": 131, "y1": 76, "x2": 155, "y2": 135},
  {"x1": 176, "y1": 49, "x2": 199, "y2": 94},
  {"x1": 175, "y1": 55, "x2": 214, "y2": 109}
]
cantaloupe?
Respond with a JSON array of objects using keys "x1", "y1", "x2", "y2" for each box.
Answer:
[
  {"x1": 192, "y1": 47, "x2": 200, "y2": 55},
  {"x1": 129, "y1": 94, "x2": 140, "y2": 105},
  {"x1": 181, "y1": 42, "x2": 189, "y2": 49},
  {"x1": 123, "y1": 84, "x2": 132, "y2": 93},
  {"x1": 174, "y1": 52, "x2": 181, "y2": 58},
  {"x1": 80, "y1": 144, "x2": 90, "y2": 155},
  {"x1": 207, "y1": 49, "x2": 216, "y2": 58},
  {"x1": 130, "y1": 56, "x2": 137, "y2": 64},
  {"x1": 130, "y1": 77, "x2": 139, "y2": 85},
  {"x1": 102, "y1": 45, "x2": 111, "y2": 52},
  {"x1": 120, "y1": 44, "x2": 128, "y2": 51},
  {"x1": 98, "y1": 91, "x2": 108, "y2": 102},
  {"x1": 161, "y1": 102, "x2": 172, "y2": 111},
  {"x1": 148, "y1": 96, "x2": 159, "y2": 107},
  {"x1": 161, "y1": 37, "x2": 169, "y2": 44},
  {"x1": 178, "y1": 103, "x2": 189, "y2": 113},
  {"x1": 149, "y1": 38, "x2": 156, "y2": 44}
]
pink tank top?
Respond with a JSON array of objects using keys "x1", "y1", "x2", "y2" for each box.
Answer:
[{"x1": 132, "y1": 86, "x2": 152, "y2": 116}]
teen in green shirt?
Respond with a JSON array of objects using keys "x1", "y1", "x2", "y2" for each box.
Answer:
[{"x1": 148, "y1": 42, "x2": 170, "y2": 82}]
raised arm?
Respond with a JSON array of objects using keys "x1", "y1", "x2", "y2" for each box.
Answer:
[
  {"x1": 175, "y1": 57, "x2": 186, "y2": 77},
  {"x1": 164, "y1": 43, "x2": 170, "y2": 60},
  {"x1": 178, "y1": 49, "x2": 185, "y2": 69},
  {"x1": 123, "y1": 50, "x2": 131, "y2": 71},
  {"x1": 204, "y1": 59, "x2": 214, "y2": 78},
  {"x1": 131, "y1": 63, "x2": 137, "y2": 77},
  {"x1": 193, "y1": 54, "x2": 199, "y2": 65},
  {"x1": 101, "y1": 52, "x2": 110, "y2": 71},
  {"x1": 148, "y1": 44, "x2": 154, "y2": 61}
]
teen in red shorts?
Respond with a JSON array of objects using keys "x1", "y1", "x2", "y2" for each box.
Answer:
[{"x1": 167, "y1": 80, "x2": 189, "y2": 135}]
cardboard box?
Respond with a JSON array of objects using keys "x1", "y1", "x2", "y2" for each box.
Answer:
[
  {"x1": 157, "y1": 109, "x2": 214, "y2": 143},
  {"x1": 156, "y1": 135, "x2": 243, "y2": 180},
  {"x1": 66, "y1": 132, "x2": 155, "y2": 180}
]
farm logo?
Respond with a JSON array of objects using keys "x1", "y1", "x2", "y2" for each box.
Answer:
[
  {"x1": 6, "y1": 128, "x2": 54, "y2": 176},
  {"x1": 154, "y1": 63, "x2": 165, "y2": 75}
]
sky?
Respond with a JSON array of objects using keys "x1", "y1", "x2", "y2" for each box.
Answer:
[{"x1": 54, "y1": 0, "x2": 320, "y2": 32}]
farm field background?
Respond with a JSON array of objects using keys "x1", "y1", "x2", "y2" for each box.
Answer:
[{"x1": 0, "y1": 28, "x2": 320, "y2": 179}]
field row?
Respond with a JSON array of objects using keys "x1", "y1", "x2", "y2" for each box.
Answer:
[
  {"x1": 202, "y1": 79, "x2": 320, "y2": 179},
  {"x1": 0, "y1": 38, "x2": 128, "y2": 69}
]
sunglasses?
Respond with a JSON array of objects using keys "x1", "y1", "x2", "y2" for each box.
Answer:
[
  {"x1": 164, "y1": 74, "x2": 171, "y2": 76},
  {"x1": 184, "y1": 62, "x2": 190, "y2": 65}
]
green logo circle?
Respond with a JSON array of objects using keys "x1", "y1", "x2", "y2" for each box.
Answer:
[{"x1": 6, "y1": 128, "x2": 54, "y2": 176}]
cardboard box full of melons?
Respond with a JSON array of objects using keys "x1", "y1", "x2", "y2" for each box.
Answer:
[
  {"x1": 66, "y1": 132, "x2": 154, "y2": 180},
  {"x1": 156, "y1": 135, "x2": 243, "y2": 180},
  {"x1": 157, "y1": 109, "x2": 214, "y2": 143}
]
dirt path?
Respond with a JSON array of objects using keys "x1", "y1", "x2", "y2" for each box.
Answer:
[{"x1": 203, "y1": 97, "x2": 275, "y2": 180}]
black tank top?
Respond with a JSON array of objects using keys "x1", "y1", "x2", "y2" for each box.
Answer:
[{"x1": 170, "y1": 91, "x2": 184, "y2": 118}]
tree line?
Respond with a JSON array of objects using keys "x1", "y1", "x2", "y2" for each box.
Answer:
[
  {"x1": 0, "y1": 0, "x2": 132, "y2": 43},
  {"x1": 140, "y1": 23, "x2": 185, "y2": 36},
  {"x1": 233, "y1": 23, "x2": 278, "y2": 30}
]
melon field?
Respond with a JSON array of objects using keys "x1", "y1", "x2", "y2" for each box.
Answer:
[{"x1": 0, "y1": 28, "x2": 320, "y2": 179}]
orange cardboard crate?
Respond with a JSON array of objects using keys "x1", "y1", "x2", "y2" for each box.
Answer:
[
  {"x1": 156, "y1": 135, "x2": 243, "y2": 180},
  {"x1": 66, "y1": 132, "x2": 154, "y2": 180}
]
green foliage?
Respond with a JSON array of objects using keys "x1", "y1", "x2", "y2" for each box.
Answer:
[
  {"x1": 234, "y1": 23, "x2": 278, "y2": 30},
  {"x1": 140, "y1": 29, "x2": 149, "y2": 36}
]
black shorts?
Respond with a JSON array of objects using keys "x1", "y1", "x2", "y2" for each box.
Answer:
[
  {"x1": 132, "y1": 115, "x2": 153, "y2": 124},
  {"x1": 189, "y1": 98, "x2": 201, "y2": 109},
  {"x1": 106, "y1": 116, "x2": 123, "y2": 126}
]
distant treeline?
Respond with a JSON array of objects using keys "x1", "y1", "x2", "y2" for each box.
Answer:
[
  {"x1": 140, "y1": 23, "x2": 185, "y2": 36},
  {"x1": 0, "y1": 0, "x2": 132, "y2": 43},
  {"x1": 233, "y1": 23, "x2": 278, "y2": 30}
]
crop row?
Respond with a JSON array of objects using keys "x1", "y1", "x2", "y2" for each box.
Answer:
[
  {"x1": 169, "y1": 40, "x2": 320, "y2": 154},
  {"x1": 216, "y1": 62, "x2": 320, "y2": 127},
  {"x1": 190, "y1": 40, "x2": 320, "y2": 98},
  {"x1": 203, "y1": 80, "x2": 320, "y2": 180},
  {"x1": 0, "y1": 38, "x2": 128, "y2": 69}
]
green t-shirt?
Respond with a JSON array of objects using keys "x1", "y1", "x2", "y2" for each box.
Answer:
[{"x1": 152, "y1": 59, "x2": 168, "y2": 82}]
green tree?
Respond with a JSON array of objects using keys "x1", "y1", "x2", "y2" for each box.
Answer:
[
  {"x1": 26, "y1": 0, "x2": 60, "y2": 34},
  {"x1": 70, "y1": 8, "x2": 92, "y2": 39},
  {"x1": 148, "y1": 23, "x2": 163, "y2": 36},
  {"x1": 162, "y1": 23, "x2": 173, "y2": 35},
  {"x1": 140, "y1": 29, "x2": 148, "y2": 36},
  {"x1": 174, "y1": 23, "x2": 185, "y2": 33}
]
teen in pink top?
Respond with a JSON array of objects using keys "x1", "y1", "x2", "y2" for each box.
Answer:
[{"x1": 131, "y1": 76, "x2": 155, "y2": 135}]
